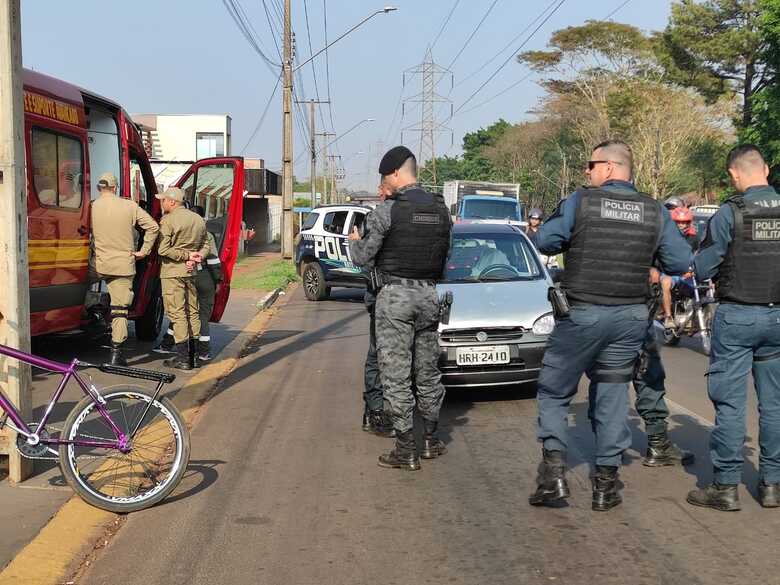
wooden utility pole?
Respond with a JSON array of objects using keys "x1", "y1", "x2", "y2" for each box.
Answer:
[
  {"x1": 0, "y1": 0, "x2": 32, "y2": 483},
  {"x1": 297, "y1": 99, "x2": 328, "y2": 210},
  {"x1": 281, "y1": 0, "x2": 294, "y2": 258}
]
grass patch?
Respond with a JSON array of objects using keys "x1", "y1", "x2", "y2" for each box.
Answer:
[{"x1": 232, "y1": 260, "x2": 299, "y2": 292}]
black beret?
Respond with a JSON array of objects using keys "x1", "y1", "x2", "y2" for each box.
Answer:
[{"x1": 378, "y1": 146, "x2": 415, "y2": 176}]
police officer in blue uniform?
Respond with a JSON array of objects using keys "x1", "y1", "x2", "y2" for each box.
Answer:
[
  {"x1": 687, "y1": 145, "x2": 780, "y2": 511},
  {"x1": 529, "y1": 140, "x2": 692, "y2": 511}
]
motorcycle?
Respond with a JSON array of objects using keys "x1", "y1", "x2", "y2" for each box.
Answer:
[{"x1": 659, "y1": 275, "x2": 717, "y2": 355}]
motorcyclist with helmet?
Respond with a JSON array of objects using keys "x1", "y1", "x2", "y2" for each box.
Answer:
[
  {"x1": 526, "y1": 208, "x2": 544, "y2": 248},
  {"x1": 652, "y1": 203, "x2": 699, "y2": 328}
]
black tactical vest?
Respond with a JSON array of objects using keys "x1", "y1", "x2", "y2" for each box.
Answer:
[
  {"x1": 376, "y1": 188, "x2": 452, "y2": 280},
  {"x1": 562, "y1": 188, "x2": 662, "y2": 305},
  {"x1": 715, "y1": 196, "x2": 780, "y2": 304}
]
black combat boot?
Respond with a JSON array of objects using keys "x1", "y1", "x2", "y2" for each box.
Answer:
[
  {"x1": 529, "y1": 449, "x2": 570, "y2": 506},
  {"x1": 592, "y1": 465, "x2": 622, "y2": 511},
  {"x1": 153, "y1": 332, "x2": 175, "y2": 354},
  {"x1": 163, "y1": 342, "x2": 192, "y2": 371},
  {"x1": 198, "y1": 339, "x2": 212, "y2": 362},
  {"x1": 378, "y1": 430, "x2": 420, "y2": 471},
  {"x1": 188, "y1": 338, "x2": 200, "y2": 369},
  {"x1": 362, "y1": 407, "x2": 371, "y2": 432},
  {"x1": 364, "y1": 410, "x2": 395, "y2": 438},
  {"x1": 644, "y1": 432, "x2": 695, "y2": 467},
  {"x1": 420, "y1": 418, "x2": 447, "y2": 459},
  {"x1": 759, "y1": 482, "x2": 780, "y2": 508},
  {"x1": 109, "y1": 342, "x2": 127, "y2": 367},
  {"x1": 686, "y1": 483, "x2": 740, "y2": 511}
]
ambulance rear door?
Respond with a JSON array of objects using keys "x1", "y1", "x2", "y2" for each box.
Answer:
[{"x1": 175, "y1": 157, "x2": 245, "y2": 322}]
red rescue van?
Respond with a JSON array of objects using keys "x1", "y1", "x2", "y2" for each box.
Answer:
[{"x1": 23, "y1": 69, "x2": 244, "y2": 338}]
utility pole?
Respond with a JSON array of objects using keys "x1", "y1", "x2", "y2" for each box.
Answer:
[
  {"x1": 281, "y1": 0, "x2": 294, "y2": 258},
  {"x1": 296, "y1": 99, "x2": 329, "y2": 210},
  {"x1": 401, "y1": 49, "x2": 453, "y2": 188},
  {"x1": 0, "y1": 0, "x2": 32, "y2": 483},
  {"x1": 316, "y1": 132, "x2": 335, "y2": 203}
]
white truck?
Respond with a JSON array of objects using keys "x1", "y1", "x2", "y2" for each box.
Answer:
[{"x1": 442, "y1": 180, "x2": 524, "y2": 226}]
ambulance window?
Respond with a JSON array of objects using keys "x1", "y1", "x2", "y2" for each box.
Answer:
[
  {"x1": 189, "y1": 163, "x2": 233, "y2": 218},
  {"x1": 129, "y1": 159, "x2": 149, "y2": 207},
  {"x1": 30, "y1": 128, "x2": 84, "y2": 209},
  {"x1": 323, "y1": 211, "x2": 348, "y2": 234}
]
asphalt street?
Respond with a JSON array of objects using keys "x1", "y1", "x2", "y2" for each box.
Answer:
[{"x1": 79, "y1": 286, "x2": 780, "y2": 585}]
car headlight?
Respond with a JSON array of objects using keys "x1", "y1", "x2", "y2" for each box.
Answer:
[{"x1": 532, "y1": 313, "x2": 555, "y2": 336}]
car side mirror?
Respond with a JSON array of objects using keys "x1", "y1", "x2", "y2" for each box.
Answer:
[{"x1": 548, "y1": 267, "x2": 563, "y2": 284}]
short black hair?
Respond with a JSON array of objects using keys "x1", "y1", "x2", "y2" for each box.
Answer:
[
  {"x1": 192, "y1": 204, "x2": 206, "y2": 218},
  {"x1": 727, "y1": 143, "x2": 765, "y2": 171}
]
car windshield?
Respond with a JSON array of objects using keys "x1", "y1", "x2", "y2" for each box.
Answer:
[
  {"x1": 462, "y1": 198, "x2": 518, "y2": 220},
  {"x1": 442, "y1": 231, "x2": 543, "y2": 283}
]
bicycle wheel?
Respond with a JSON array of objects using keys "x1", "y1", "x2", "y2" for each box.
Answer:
[{"x1": 59, "y1": 385, "x2": 190, "y2": 513}]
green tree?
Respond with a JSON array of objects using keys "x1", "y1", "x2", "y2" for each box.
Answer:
[
  {"x1": 742, "y1": 0, "x2": 780, "y2": 172},
  {"x1": 656, "y1": 0, "x2": 770, "y2": 129}
]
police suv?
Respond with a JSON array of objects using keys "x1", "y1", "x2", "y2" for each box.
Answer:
[{"x1": 295, "y1": 204, "x2": 371, "y2": 301}]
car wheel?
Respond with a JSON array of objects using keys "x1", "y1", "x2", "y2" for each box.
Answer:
[{"x1": 303, "y1": 262, "x2": 329, "y2": 301}]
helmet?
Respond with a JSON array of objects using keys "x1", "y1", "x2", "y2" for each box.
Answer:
[
  {"x1": 670, "y1": 206, "x2": 693, "y2": 223},
  {"x1": 664, "y1": 196, "x2": 684, "y2": 210},
  {"x1": 529, "y1": 208, "x2": 543, "y2": 220}
]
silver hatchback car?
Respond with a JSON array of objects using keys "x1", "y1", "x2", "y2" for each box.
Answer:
[{"x1": 437, "y1": 223, "x2": 554, "y2": 388}]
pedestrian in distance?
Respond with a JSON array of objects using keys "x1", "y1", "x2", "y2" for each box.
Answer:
[
  {"x1": 90, "y1": 172, "x2": 159, "y2": 366},
  {"x1": 190, "y1": 205, "x2": 222, "y2": 362},
  {"x1": 687, "y1": 144, "x2": 780, "y2": 512},
  {"x1": 155, "y1": 187, "x2": 209, "y2": 371},
  {"x1": 358, "y1": 179, "x2": 395, "y2": 438},
  {"x1": 529, "y1": 139, "x2": 692, "y2": 511},
  {"x1": 348, "y1": 146, "x2": 452, "y2": 471},
  {"x1": 525, "y1": 207, "x2": 544, "y2": 248}
]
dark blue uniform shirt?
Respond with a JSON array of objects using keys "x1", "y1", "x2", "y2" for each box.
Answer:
[
  {"x1": 694, "y1": 185, "x2": 780, "y2": 281},
  {"x1": 536, "y1": 180, "x2": 692, "y2": 275}
]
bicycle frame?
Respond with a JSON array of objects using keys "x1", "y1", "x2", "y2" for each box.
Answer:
[{"x1": 0, "y1": 343, "x2": 126, "y2": 452}]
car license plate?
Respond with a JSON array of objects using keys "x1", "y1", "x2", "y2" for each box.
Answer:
[{"x1": 455, "y1": 345, "x2": 510, "y2": 366}]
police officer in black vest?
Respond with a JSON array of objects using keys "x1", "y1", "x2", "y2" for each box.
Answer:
[
  {"x1": 530, "y1": 140, "x2": 692, "y2": 511},
  {"x1": 349, "y1": 146, "x2": 452, "y2": 471},
  {"x1": 687, "y1": 145, "x2": 780, "y2": 511}
]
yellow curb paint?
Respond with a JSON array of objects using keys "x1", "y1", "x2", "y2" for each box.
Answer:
[{"x1": 0, "y1": 284, "x2": 296, "y2": 585}]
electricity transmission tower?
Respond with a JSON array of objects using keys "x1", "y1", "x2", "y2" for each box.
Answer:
[{"x1": 401, "y1": 47, "x2": 453, "y2": 188}]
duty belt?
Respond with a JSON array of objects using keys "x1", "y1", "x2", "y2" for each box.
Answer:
[{"x1": 385, "y1": 276, "x2": 436, "y2": 287}]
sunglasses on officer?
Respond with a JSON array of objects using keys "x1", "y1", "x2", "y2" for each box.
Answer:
[{"x1": 586, "y1": 159, "x2": 624, "y2": 171}]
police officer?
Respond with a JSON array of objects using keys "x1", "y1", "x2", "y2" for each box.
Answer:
[
  {"x1": 359, "y1": 180, "x2": 394, "y2": 438},
  {"x1": 91, "y1": 172, "x2": 159, "y2": 366},
  {"x1": 687, "y1": 145, "x2": 780, "y2": 511},
  {"x1": 529, "y1": 140, "x2": 692, "y2": 511},
  {"x1": 156, "y1": 187, "x2": 209, "y2": 370},
  {"x1": 191, "y1": 205, "x2": 222, "y2": 361},
  {"x1": 348, "y1": 146, "x2": 451, "y2": 471}
]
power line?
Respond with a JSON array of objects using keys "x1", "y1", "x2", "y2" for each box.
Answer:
[
  {"x1": 240, "y1": 73, "x2": 282, "y2": 154},
  {"x1": 606, "y1": 0, "x2": 633, "y2": 20},
  {"x1": 446, "y1": 0, "x2": 500, "y2": 71},
  {"x1": 451, "y1": 0, "x2": 566, "y2": 119},
  {"x1": 261, "y1": 0, "x2": 283, "y2": 59},
  {"x1": 322, "y1": 0, "x2": 339, "y2": 153},
  {"x1": 221, "y1": 0, "x2": 279, "y2": 69},
  {"x1": 431, "y1": 0, "x2": 461, "y2": 51},
  {"x1": 459, "y1": 71, "x2": 534, "y2": 115},
  {"x1": 453, "y1": 0, "x2": 559, "y2": 91}
]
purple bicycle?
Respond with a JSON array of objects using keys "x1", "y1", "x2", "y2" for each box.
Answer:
[{"x1": 0, "y1": 343, "x2": 190, "y2": 513}]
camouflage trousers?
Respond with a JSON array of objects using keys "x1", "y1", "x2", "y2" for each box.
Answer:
[{"x1": 375, "y1": 283, "x2": 445, "y2": 434}]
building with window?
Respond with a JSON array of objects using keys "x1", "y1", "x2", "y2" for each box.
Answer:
[{"x1": 132, "y1": 113, "x2": 231, "y2": 162}]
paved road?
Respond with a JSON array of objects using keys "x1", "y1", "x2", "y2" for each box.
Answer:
[{"x1": 80, "y1": 287, "x2": 780, "y2": 585}]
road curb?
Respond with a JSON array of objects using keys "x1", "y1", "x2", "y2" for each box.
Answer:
[
  {"x1": 256, "y1": 287, "x2": 284, "y2": 312},
  {"x1": 0, "y1": 283, "x2": 297, "y2": 585}
]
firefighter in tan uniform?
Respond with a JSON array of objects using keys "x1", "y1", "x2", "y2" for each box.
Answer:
[
  {"x1": 156, "y1": 187, "x2": 209, "y2": 370},
  {"x1": 192, "y1": 205, "x2": 222, "y2": 361},
  {"x1": 91, "y1": 172, "x2": 159, "y2": 366}
]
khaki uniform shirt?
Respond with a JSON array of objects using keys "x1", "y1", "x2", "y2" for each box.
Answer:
[
  {"x1": 158, "y1": 206, "x2": 209, "y2": 278},
  {"x1": 91, "y1": 194, "x2": 159, "y2": 277}
]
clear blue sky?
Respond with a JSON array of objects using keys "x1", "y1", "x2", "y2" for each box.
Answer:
[{"x1": 21, "y1": 0, "x2": 673, "y2": 191}]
